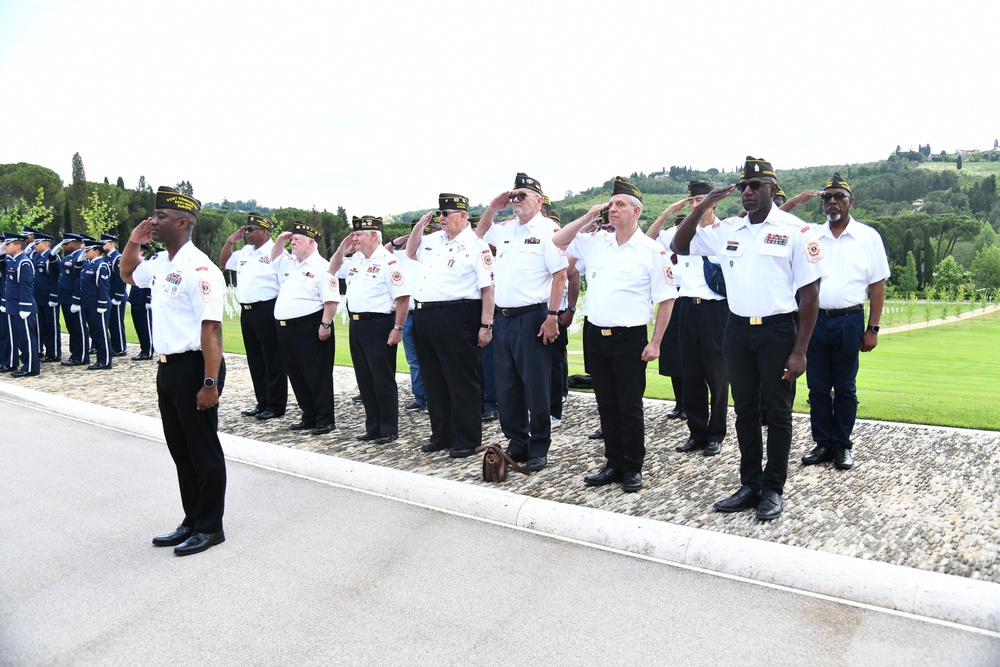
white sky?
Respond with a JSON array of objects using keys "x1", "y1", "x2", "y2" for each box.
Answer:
[{"x1": 1, "y1": 0, "x2": 996, "y2": 217}]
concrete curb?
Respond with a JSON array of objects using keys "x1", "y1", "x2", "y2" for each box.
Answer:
[{"x1": 3, "y1": 382, "x2": 998, "y2": 633}]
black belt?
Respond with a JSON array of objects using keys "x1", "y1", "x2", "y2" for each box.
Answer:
[
  {"x1": 277, "y1": 311, "x2": 323, "y2": 327},
  {"x1": 680, "y1": 296, "x2": 725, "y2": 305},
  {"x1": 820, "y1": 304, "x2": 863, "y2": 316},
  {"x1": 349, "y1": 311, "x2": 392, "y2": 321},
  {"x1": 240, "y1": 298, "x2": 276, "y2": 311},
  {"x1": 414, "y1": 299, "x2": 479, "y2": 310},
  {"x1": 496, "y1": 303, "x2": 546, "y2": 318},
  {"x1": 591, "y1": 324, "x2": 646, "y2": 336},
  {"x1": 729, "y1": 312, "x2": 797, "y2": 326},
  {"x1": 158, "y1": 350, "x2": 202, "y2": 363}
]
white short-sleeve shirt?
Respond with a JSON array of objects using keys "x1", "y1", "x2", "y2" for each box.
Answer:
[
  {"x1": 412, "y1": 225, "x2": 494, "y2": 302},
  {"x1": 336, "y1": 245, "x2": 411, "y2": 314},
  {"x1": 225, "y1": 240, "x2": 280, "y2": 304},
  {"x1": 658, "y1": 223, "x2": 725, "y2": 301},
  {"x1": 815, "y1": 217, "x2": 891, "y2": 309},
  {"x1": 273, "y1": 250, "x2": 341, "y2": 320},
  {"x1": 483, "y1": 213, "x2": 567, "y2": 308}
]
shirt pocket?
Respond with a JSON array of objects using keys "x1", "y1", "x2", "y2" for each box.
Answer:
[{"x1": 758, "y1": 242, "x2": 789, "y2": 258}]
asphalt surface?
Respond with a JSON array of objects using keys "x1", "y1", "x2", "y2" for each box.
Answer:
[{"x1": 2, "y1": 403, "x2": 998, "y2": 666}]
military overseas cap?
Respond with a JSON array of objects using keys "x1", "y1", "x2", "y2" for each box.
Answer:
[
  {"x1": 100, "y1": 233, "x2": 119, "y2": 243},
  {"x1": 155, "y1": 186, "x2": 202, "y2": 215},
  {"x1": 774, "y1": 185, "x2": 787, "y2": 199},
  {"x1": 352, "y1": 216, "x2": 383, "y2": 232},
  {"x1": 247, "y1": 213, "x2": 274, "y2": 230},
  {"x1": 688, "y1": 180, "x2": 714, "y2": 197},
  {"x1": 468, "y1": 214, "x2": 481, "y2": 229},
  {"x1": 673, "y1": 214, "x2": 687, "y2": 225},
  {"x1": 824, "y1": 172, "x2": 852, "y2": 194},
  {"x1": 514, "y1": 173, "x2": 543, "y2": 195},
  {"x1": 438, "y1": 193, "x2": 468, "y2": 211},
  {"x1": 548, "y1": 210, "x2": 561, "y2": 224},
  {"x1": 739, "y1": 156, "x2": 777, "y2": 180},
  {"x1": 292, "y1": 223, "x2": 321, "y2": 239},
  {"x1": 542, "y1": 195, "x2": 552, "y2": 206},
  {"x1": 612, "y1": 176, "x2": 643, "y2": 202}
]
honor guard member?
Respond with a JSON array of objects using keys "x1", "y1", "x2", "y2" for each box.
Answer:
[
  {"x1": 406, "y1": 193, "x2": 495, "y2": 459},
  {"x1": 57, "y1": 233, "x2": 88, "y2": 366},
  {"x1": 120, "y1": 186, "x2": 228, "y2": 556},
  {"x1": 101, "y1": 234, "x2": 128, "y2": 357},
  {"x1": 553, "y1": 177, "x2": 676, "y2": 493},
  {"x1": 27, "y1": 231, "x2": 62, "y2": 361},
  {"x1": 221, "y1": 213, "x2": 287, "y2": 420},
  {"x1": 129, "y1": 243, "x2": 156, "y2": 360},
  {"x1": 802, "y1": 173, "x2": 889, "y2": 471},
  {"x1": 0, "y1": 242, "x2": 12, "y2": 372},
  {"x1": 476, "y1": 173, "x2": 567, "y2": 471},
  {"x1": 671, "y1": 157, "x2": 826, "y2": 521},
  {"x1": 330, "y1": 216, "x2": 410, "y2": 444},
  {"x1": 648, "y1": 183, "x2": 730, "y2": 456},
  {"x1": 3, "y1": 233, "x2": 40, "y2": 377},
  {"x1": 78, "y1": 238, "x2": 112, "y2": 370},
  {"x1": 270, "y1": 223, "x2": 340, "y2": 435}
]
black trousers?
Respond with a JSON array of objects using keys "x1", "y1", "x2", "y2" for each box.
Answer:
[
  {"x1": 157, "y1": 351, "x2": 227, "y2": 534},
  {"x1": 61, "y1": 304, "x2": 87, "y2": 362},
  {"x1": 240, "y1": 299, "x2": 287, "y2": 413},
  {"x1": 587, "y1": 324, "x2": 648, "y2": 473},
  {"x1": 494, "y1": 307, "x2": 552, "y2": 460},
  {"x1": 724, "y1": 314, "x2": 797, "y2": 495},
  {"x1": 83, "y1": 308, "x2": 111, "y2": 366},
  {"x1": 412, "y1": 300, "x2": 482, "y2": 452},
  {"x1": 35, "y1": 296, "x2": 61, "y2": 358},
  {"x1": 549, "y1": 313, "x2": 569, "y2": 419},
  {"x1": 131, "y1": 304, "x2": 153, "y2": 355},
  {"x1": 108, "y1": 301, "x2": 127, "y2": 354},
  {"x1": 679, "y1": 297, "x2": 730, "y2": 442},
  {"x1": 349, "y1": 313, "x2": 398, "y2": 437},
  {"x1": 277, "y1": 311, "x2": 335, "y2": 427}
]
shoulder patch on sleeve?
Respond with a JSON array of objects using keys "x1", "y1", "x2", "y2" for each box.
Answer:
[
  {"x1": 804, "y1": 239, "x2": 823, "y2": 263},
  {"x1": 800, "y1": 226, "x2": 810, "y2": 233}
]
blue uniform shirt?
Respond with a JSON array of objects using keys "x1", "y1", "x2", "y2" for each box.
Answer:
[
  {"x1": 78, "y1": 257, "x2": 110, "y2": 309},
  {"x1": 4, "y1": 252, "x2": 37, "y2": 316},
  {"x1": 58, "y1": 249, "x2": 86, "y2": 305}
]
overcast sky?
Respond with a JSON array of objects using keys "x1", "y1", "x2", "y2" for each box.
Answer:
[{"x1": 1, "y1": 0, "x2": 996, "y2": 217}]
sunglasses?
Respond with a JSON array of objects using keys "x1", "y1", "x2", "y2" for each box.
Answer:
[
  {"x1": 435, "y1": 210, "x2": 459, "y2": 218},
  {"x1": 735, "y1": 181, "x2": 769, "y2": 193},
  {"x1": 508, "y1": 192, "x2": 530, "y2": 203},
  {"x1": 820, "y1": 193, "x2": 850, "y2": 202}
]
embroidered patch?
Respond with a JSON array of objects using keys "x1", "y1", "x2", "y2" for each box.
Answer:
[
  {"x1": 725, "y1": 241, "x2": 739, "y2": 252},
  {"x1": 329, "y1": 276, "x2": 337, "y2": 290},
  {"x1": 482, "y1": 252, "x2": 494, "y2": 269},
  {"x1": 195, "y1": 266, "x2": 208, "y2": 271},
  {"x1": 165, "y1": 272, "x2": 182, "y2": 285},
  {"x1": 199, "y1": 280, "x2": 212, "y2": 300},
  {"x1": 764, "y1": 233, "x2": 788, "y2": 246},
  {"x1": 258, "y1": 256, "x2": 270, "y2": 263},
  {"x1": 304, "y1": 271, "x2": 315, "y2": 278},
  {"x1": 388, "y1": 259, "x2": 396, "y2": 266},
  {"x1": 391, "y1": 270, "x2": 403, "y2": 286},
  {"x1": 664, "y1": 266, "x2": 675, "y2": 284},
  {"x1": 524, "y1": 237, "x2": 541, "y2": 245},
  {"x1": 367, "y1": 265, "x2": 380, "y2": 275},
  {"x1": 805, "y1": 240, "x2": 823, "y2": 263},
  {"x1": 800, "y1": 226, "x2": 810, "y2": 233}
]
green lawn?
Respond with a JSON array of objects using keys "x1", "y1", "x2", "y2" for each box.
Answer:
[{"x1": 124, "y1": 307, "x2": 1000, "y2": 431}]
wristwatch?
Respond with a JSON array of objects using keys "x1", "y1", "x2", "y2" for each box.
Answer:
[
  {"x1": 867, "y1": 325, "x2": 880, "y2": 333},
  {"x1": 547, "y1": 310, "x2": 559, "y2": 316},
  {"x1": 320, "y1": 321, "x2": 333, "y2": 329},
  {"x1": 203, "y1": 378, "x2": 217, "y2": 388},
  {"x1": 481, "y1": 323, "x2": 494, "y2": 331},
  {"x1": 393, "y1": 325, "x2": 403, "y2": 331}
]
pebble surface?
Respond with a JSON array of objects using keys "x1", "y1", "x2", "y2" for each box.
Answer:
[{"x1": 7, "y1": 342, "x2": 998, "y2": 583}]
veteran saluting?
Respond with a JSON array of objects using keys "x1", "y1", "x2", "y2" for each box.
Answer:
[{"x1": 120, "y1": 186, "x2": 228, "y2": 556}]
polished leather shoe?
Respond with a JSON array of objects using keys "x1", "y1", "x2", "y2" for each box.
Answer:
[
  {"x1": 676, "y1": 437, "x2": 705, "y2": 453},
  {"x1": 12, "y1": 370, "x2": 39, "y2": 377},
  {"x1": 374, "y1": 434, "x2": 398, "y2": 444},
  {"x1": 420, "y1": 440, "x2": 447, "y2": 453},
  {"x1": 152, "y1": 524, "x2": 195, "y2": 547},
  {"x1": 111, "y1": 351, "x2": 127, "y2": 358},
  {"x1": 256, "y1": 410, "x2": 284, "y2": 420},
  {"x1": 756, "y1": 490, "x2": 783, "y2": 521},
  {"x1": 449, "y1": 448, "x2": 476, "y2": 458},
  {"x1": 703, "y1": 441, "x2": 722, "y2": 456},
  {"x1": 60, "y1": 359, "x2": 85, "y2": 366},
  {"x1": 481, "y1": 409, "x2": 497, "y2": 422},
  {"x1": 622, "y1": 471, "x2": 643, "y2": 493},
  {"x1": 0, "y1": 366, "x2": 13, "y2": 373},
  {"x1": 241, "y1": 406, "x2": 264, "y2": 417},
  {"x1": 404, "y1": 401, "x2": 425, "y2": 411},
  {"x1": 584, "y1": 466, "x2": 622, "y2": 486},
  {"x1": 802, "y1": 445, "x2": 834, "y2": 466},
  {"x1": 351, "y1": 394, "x2": 363, "y2": 403},
  {"x1": 132, "y1": 353, "x2": 153, "y2": 361},
  {"x1": 506, "y1": 449, "x2": 528, "y2": 463},
  {"x1": 87, "y1": 363, "x2": 110, "y2": 370},
  {"x1": 174, "y1": 531, "x2": 225, "y2": 556},
  {"x1": 41, "y1": 356, "x2": 61, "y2": 363},
  {"x1": 289, "y1": 421, "x2": 315, "y2": 431},
  {"x1": 310, "y1": 424, "x2": 335, "y2": 435},
  {"x1": 834, "y1": 447, "x2": 854, "y2": 470},
  {"x1": 714, "y1": 485, "x2": 761, "y2": 513},
  {"x1": 355, "y1": 431, "x2": 379, "y2": 441},
  {"x1": 666, "y1": 407, "x2": 686, "y2": 420},
  {"x1": 587, "y1": 429, "x2": 604, "y2": 440},
  {"x1": 525, "y1": 456, "x2": 547, "y2": 472}
]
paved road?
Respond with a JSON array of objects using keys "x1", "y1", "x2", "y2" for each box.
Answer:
[{"x1": 2, "y1": 402, "x2": 997, "y2": 666}]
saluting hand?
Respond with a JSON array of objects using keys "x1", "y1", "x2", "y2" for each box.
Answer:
[
  {"x1": 130, "y1": 218, "x2": 154, "y2": 245},
  {"x1": 276, "y1": 231, "x2": 293, "y2": 244},
  {"x1": 226, "y1": 226, "x2": 247, "y2": 245},
  {"x1": 703, "y1": 185, "x2": 738, "y2": 207},
  {"x1": 488, "y1": 191, "x2": 512, "y2": 212}
]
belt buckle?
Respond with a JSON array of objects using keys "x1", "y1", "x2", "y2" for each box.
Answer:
[
  {"x1": 243, "y1": 304, "x2": 251, "y2": 310},
  {"x1": 352, "y1": 314, "x2": 359, "y2": 320},
  {"x1": 693, "y1": 298, "x2": 702, "y2": 305},
  {"x1": 416, "y1": 302, "x2": 423, "y2": 309},
  {"x1": 159, "y1": 354, "x2": 167, "y2": 363},
  {"x1": 750, "y1": 317, "x2": 763, "y2": 326},
  {"x1": 601, "y1": 328, "x2": 612, "y2": 336},
  {"x1": 279, "y1": 320, "x2": 287, "y2": 327}
]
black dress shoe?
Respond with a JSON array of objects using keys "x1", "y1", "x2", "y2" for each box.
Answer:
[
  {"x1": 802, "y1": 445, "x2": 834, "y2": 466},
  {"x1": 666, "y1": 407, "x2": 686, "y2": 420},
  {"x1": 622, "y1": 471, "x2": 643, "y2": 492},
  {"x1": 87, "y1": 363, "x2": 110, "y2": 370},
  {"x1": 289, "y1": 421, "x2": 316, "y2": 431},
  {"x1": 0, "y1": 366, "x2": 13, "y2": 373},
  {"x1": 256, "y1": 410, "x2": 284, "y2": 420},
  {"x1": 41, "y1": 356, "x2": 61, "y2": 363},
  {"x1": 241, "y1": 406, "x2": 264, "y2": 417},
  {"x1": 355, "y1": 432, "x2": 379, "y2": 441},
  {"x1": 834, "y1": 447, "x2": 854, "y2": 470},
  {"x1": 714, "y1": 485, "x2": 761, "y2": 513},
  {"x1": 449, "y1": 448, "x2": 476, "y2": 459},
  {"x1": 111, "y1": 351, "x2": 127, "y2": 358},
  {"x1": 584, "y1": 466, "x2": 623, "y2": 486},
  {"x1": 152, "y1": 524, "x2": 195, "y2": 547},
  {"x1": 351, "y1": 394, "x2": 363, "y2": 403},
  {"x1": 374, "y1": 434, "x2": 398, "y2": 444},
  {"x1": 525, "y1": 456, "x2": 547, "y2": 472},
  {"x1": 506, "y1": 449, "x2": 528, "y2": 463},
  {"x1": 12, "y1": 370, "x2": 38, "y2": 377},
  {"x1": 676, "y1": 437, "x2": 705, "y2": 453},
  {"x1": 404, "y1": 401, "x2": 425, "y2": 411},
  {"x1": 756, "y1": 490, "x2": 783, "y2": 521},
  {"x1": 174, "y1": 531, "x2": 225, "y2": 556},
  {"x1": 310, "y1": 424, "x2": 335, "y2": 435},
  {"x1": 481, "y1": 409, "x2": 497, "y2": 422},
  {"x1": 703, "y1": 441, "x2": 722, "y2": 456},
  {"x1": 587, "y1": 429, "x2": 604, "y2": 440},
  {"x1": 132, "y1": 353, "x2": 153, "y2": 361},
  {"x1": 60, "y1": 359, "x2": 84, "y2": 366},
  {"x1": 420, "y1": 441, "x2": 447, "y2": 453}
]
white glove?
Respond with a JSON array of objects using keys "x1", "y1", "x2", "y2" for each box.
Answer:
[
  {"x1": 145, "y1": 304, "x2": 152, "y2": 310},
  {"x1": 70, "y1": 305, "x2": 80, "y2": 313},
  {"x1": 97, "y1": 308, "x2": 107, "y2": 314},
  {"x1": 20, "y1": 311, "x2": 29, "y2": 320},
  {"x1": 51, "y1": 241, "x2": 64, "y2": 253},
  {"x1": 0, "y1": 306, "x2": 5, "y2": 313},
  {"x1": 111, "y1": 299, "x2": 121, "y2": 306},
  {"x1": 48, "y1": 301, "x2": 58, "y2": 308}
]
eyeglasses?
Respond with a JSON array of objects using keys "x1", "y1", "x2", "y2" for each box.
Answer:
[
  {"x1": 436, "y1": 210, "x2": 458, "y2": 218},
  {"x1": 820, "y1": 193, "x2": 850, "y2": 202},
  {"x1": 735, "y1": 181, "x2": 768, "y2": 193},
  {"x1": 508, "y1": 193, "x2": 530, "y2": 203}
]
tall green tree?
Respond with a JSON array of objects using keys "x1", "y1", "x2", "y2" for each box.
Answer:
[
  {"x1": 971, "y1": 246, "x2": 1000, "y2": 289},
  {"x1": 80, "y1": 189, "x2": 116, "y2": 238},
  {"x1": 70, "y1": 152, "x2": 87, "y2": 233},
  {"x1": 897, "y1": 251, "x2": 919, "y2": 292},
  {"x1": 934, "y1": 255, "x2": 965, "y2": 289}
]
